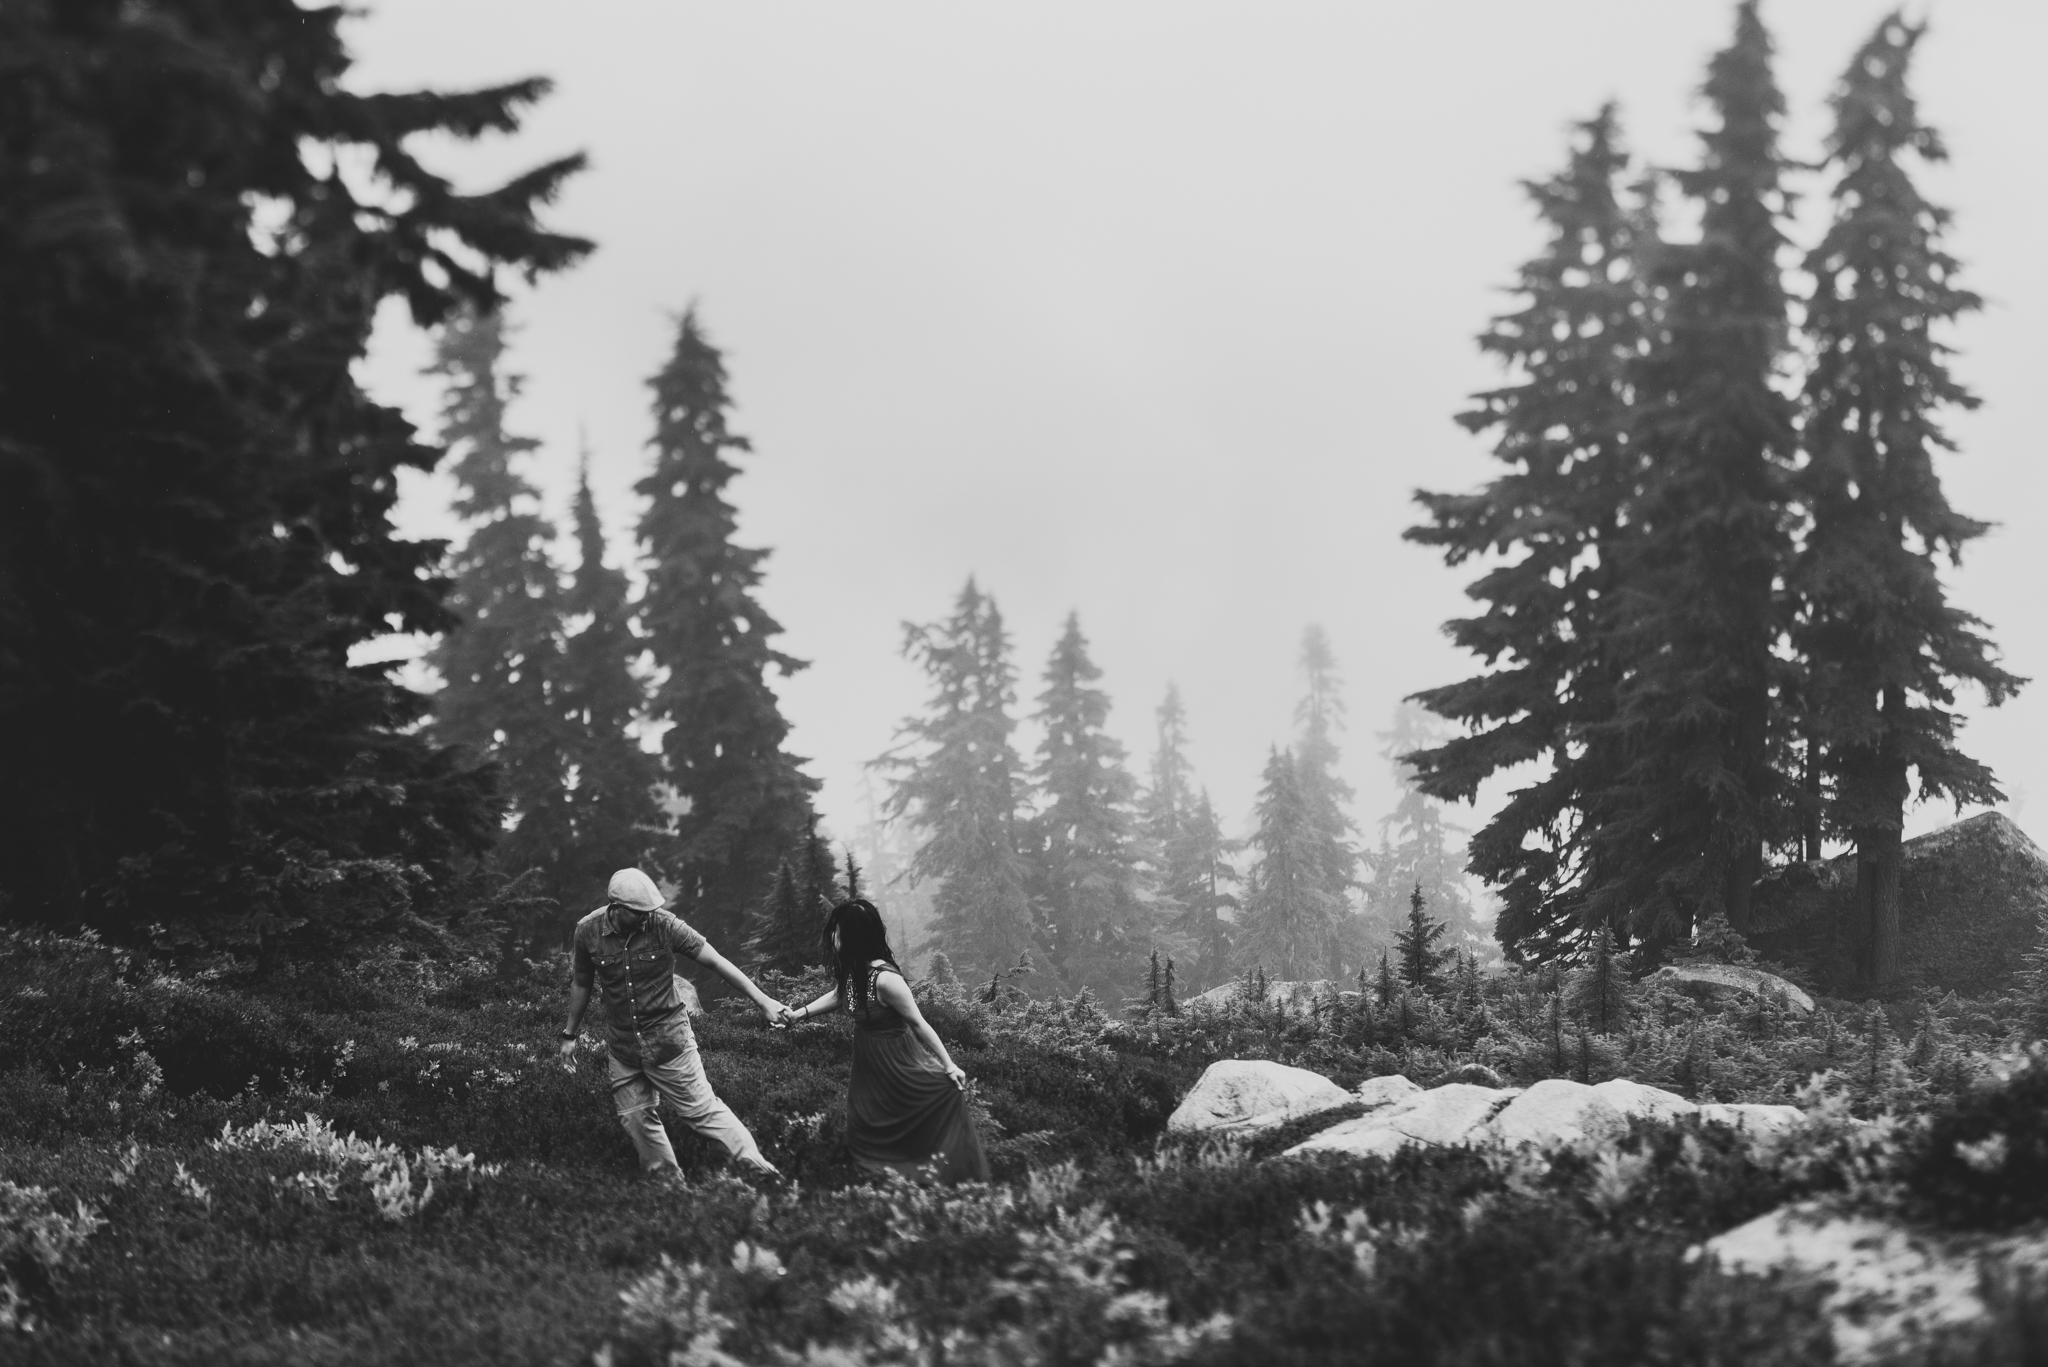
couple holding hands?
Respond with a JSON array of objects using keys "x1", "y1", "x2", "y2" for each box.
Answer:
[{"x1": 557, "y1": 868, "x2": 989, "y2": 1186}]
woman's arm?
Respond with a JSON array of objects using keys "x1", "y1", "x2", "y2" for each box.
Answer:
[
  {"x1": 785, "y1": 986, "x2": 841, "y2": 1022},
  {"x1": 875, "y1": 971, "x2": 966, "y2": 1088}
]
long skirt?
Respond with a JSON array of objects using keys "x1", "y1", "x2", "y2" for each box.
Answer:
[{"x1": 846, "y1": 1026, "x2": 990, "y2": 1184}]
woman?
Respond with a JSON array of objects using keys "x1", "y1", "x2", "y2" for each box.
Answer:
[{"x1": 780, "y1": 898, "x2": 990, "y2": 1184}]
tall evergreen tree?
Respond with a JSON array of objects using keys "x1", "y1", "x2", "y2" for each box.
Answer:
[
  {"x1": 0, "y1": 2, "x2": 586, "y2": 944},
  {"x1": 880, "y1": 581, "x2": 1038, "y2": 979},
  {"x1": 1138, "y1": 690, "x2": 1242, "y2": 992},
  {"x1": 1367, "y1": 703, "x2": 1483, "y2": 955},
  {"x1": 1138, "y1": 685, "x2": 1197, "y2": 882},
  {"x1": 1586, "y1": 2, "x2": 1800, "y2": 951},
  {"x1": 1168, "y1": 792, "x2": 1241, "y2": 991},
  {"x1": 1028, "y1": 614, "x2": 1147, "y2": 995},
  {"x1": 542, "y1": 454, "x2": 666, "y2": 922},
  {"x1": 1405, "y1": 105, "x2": 1656, "y2": 963},
  {"x1": 1293, "y1": 627, "x2": 1361, "y2": 977},
  {"x1": 1238, "y1": 748, "x2": 1344, "y2": 980},
  {"x1": 1394, "y1": 884, "x2": 1454, "y2": 995},
  {"x1": 1793, "y1": 13, "x2": 2022, "y2": 987},
  {"x1": 637, "y1": 310, "x2": 818, "y2": 948},
  {"x1": 424, "y1": 305, "x2": 572, "y2": 884}
]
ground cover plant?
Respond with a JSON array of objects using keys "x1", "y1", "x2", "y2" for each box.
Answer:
[{"x1": 4, "y1": 927, "x2": 2047, "y2": 1364}]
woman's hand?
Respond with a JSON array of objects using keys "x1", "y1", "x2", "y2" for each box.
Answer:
[
  {"x1": 944, "y1": 1063, "x2": 968, "y2": 1090},
  {"x1": 775, "y1": 1002, "x2": 799, "y2": 1028}
]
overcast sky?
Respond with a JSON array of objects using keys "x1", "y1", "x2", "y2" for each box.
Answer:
[{"x1": 348, "y1": 1, "x2": 2048, "y2": 878}]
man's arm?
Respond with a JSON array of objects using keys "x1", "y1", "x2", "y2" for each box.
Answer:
[
  {"x1": 563, "y1": 980, "x2": 592, "y2": 1035},
  {"x1": 693, "y1": 943, "x2": 783, "y2": 1021},
  {"x1": 561, "y1": 927, "x2": 595, "y2": 1057}
]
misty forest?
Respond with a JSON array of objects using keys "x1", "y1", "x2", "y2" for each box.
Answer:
[{"x1": 4, "y1": 3, "x2": 2047, "y2": 1364}]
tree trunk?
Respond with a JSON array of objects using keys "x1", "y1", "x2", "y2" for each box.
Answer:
[
  {"x1": 1802, "y1": 729, "x2": 1823, "y2": 862},
  {"x1": 1866, "y1": 822, "x2": 1902, "y2": 987}
]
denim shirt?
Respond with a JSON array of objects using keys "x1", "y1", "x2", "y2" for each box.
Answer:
[{"x1": 571, "y1": 905, "x2": 708, "y2": 1067}]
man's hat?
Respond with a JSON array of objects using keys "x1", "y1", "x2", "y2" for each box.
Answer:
[{"x1": 607, "y1": 868, "x2": 667, "y2": 912}]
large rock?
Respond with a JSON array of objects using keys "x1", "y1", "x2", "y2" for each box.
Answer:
[
  {"x1": 1356, "y1": 1075, "x2": 1423, "y2": 1112},
  {"x1": 1382, "y1": 1083, "x2": 1520, "y2": 1147},
  {"x1": 1697, "y1": 1203, "x2": 2048, "y2": 1364},
  {"x1": 1283, "y1": 1116, "x2": 1414, "y2": 1161},
  {"x1": 1485, "y1": 1079, "x2": 1629, "y2": 1150},
  {"x1": 1697, "y1": 1102, "x2": 1804, "y2": 1137},
  {"x1": 1184, "y1": 978, "x2": 1336, "y2": 1017},
  {"x1": 1166, "y1": 1059, "x2": 1354, "y2": 1136},
  {"x1": 1650, "y1": 963, "x2": 1815, "y2": 1017},
  {"x1": 1591, "y1": 1078, "x2": 1699, "y2": 1124},
  {"x1": 673, "y1": 975, "x2": 704, "y2": 1017},
  {"x1": 1750, "y1": 811, "x2": 2048, "y2": 994},
  {"x1": 1282, "y1": 1082, "x2": 1519, "y2": 1160}
]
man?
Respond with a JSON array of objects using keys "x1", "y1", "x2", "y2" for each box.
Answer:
[{"x1": 558, "y1": 868, "x2": 783, "y2": 1182}]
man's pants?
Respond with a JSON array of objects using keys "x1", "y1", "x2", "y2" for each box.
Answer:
[{"x1": 608, "y1": 1033, "x2": 768, "y2": 1175}]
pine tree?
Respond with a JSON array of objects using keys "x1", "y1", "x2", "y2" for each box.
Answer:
[
  {"x1": 1585, "y1": 2, "x2": 1800, "y2": 952},
  {"x1": 1367, "y1": 703, "x2": 1483, "y2": 958},
  {"x1": 637, "y1": 310, "x2": 818, "y2": 948},
  {"x1": 1569, "y1": 925, "x2": 1629, "y2": 1034},
  {"x1": 1405, "y1": 105, "x2": 1656, "y2": 963},
  {"x1": 1238, "y1": 748, "x2": 1345, "y2": 981},
  {"x1": 425, "y1": 305, "x2": 573, "y2": 889},
  {"x1": 0, "y1": 2, "x2": 587, "y2": 942},
  {"x1": 1294, "y1": 627, "x2": 1362, "y2": 977},
  {"x1": 745, "y1": 859, "x2": 807, "y2": 974},
  {"x1": 545, "y1": 455, "x2": 667, "y2": 922},
  {"x1": 1138, "y1": 684, "x2": 1197, "y2": 870},
  {"x1": 1793, "y1": 14, "x2": 2022, "y2": 988},
  {"x1": 880, "y1": 580, "x2": 1038, "y2": 979},
  {"x1": 797, "y1": 815, "x2": 844, "y2": 939},
  {"x1": 1139, "y1": 685, "x2": 1241, "y2": 990},
  {"x1": 1028, "y1": 613, "x2": 1146, "y2": 996},
  {"x1": 1394, "y1": 884, "x2": 1454, "y2": 995}
]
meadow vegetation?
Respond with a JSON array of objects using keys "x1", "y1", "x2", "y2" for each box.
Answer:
[{"x1": 4, "y1": 926, "x2": 2046, "y2": 1364}]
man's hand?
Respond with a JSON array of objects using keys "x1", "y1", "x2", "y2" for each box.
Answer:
[
  {"x1": 759, "y1": 999, "x2": 787, "y2": 1027},
  {"x1": 557, "y1": 1033, "x2": 579, "y2": 1066}
]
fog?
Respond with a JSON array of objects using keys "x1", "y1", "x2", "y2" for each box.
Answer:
[{"x1": 348, "y1": 0, "x2": 2048, "y2": 866}]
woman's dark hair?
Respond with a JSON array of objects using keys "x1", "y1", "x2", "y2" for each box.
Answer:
[{"x1": 824, "y1": 898, "x2": 900, "y2": 1008}]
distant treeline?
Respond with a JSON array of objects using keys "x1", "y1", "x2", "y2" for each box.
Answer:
[
  {"x1": 418, "y1": 298, "x2": 1482, "y2": 1000},
  {"x1": 1405, "y1": 4, "x2": 2018, "y2": 988}
]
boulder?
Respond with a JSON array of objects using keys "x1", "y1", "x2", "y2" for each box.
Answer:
[
  {"x1": 1697, "y1": 1102, "x2": 1804, "y2": 1136},
  {"x1": 673, "y1": 975, "x2": 704, "y2": 1017},
  {"x1": 1281, "y1": 1082, "x2": 1519, "y2": 1160},
  {"x1": 1431, "y1": 1062, "x2": 1507, "y2": 1089},
  {"x1": 1356, "y1": 1075, "x2": 1423, "y2": 1113},
  {"x1": 1750, "y1": 811, "x2": 2048, "y2": 995},
  {"x1": 1484, "y1": 1079, "x2": 1629, "y2": 1150},
  {"x1": 1166, "y1": 1059, "x2": 1354, "y2": 1136},
  {"x1": 1283, "y1": 1116, "x2": 1414, "y2": 1161},
  {"x1": 1697, "y1": 1202, "x2": 2048, "y2": 1364},
  {"x1": 1382, "y1": 1083, "x2": 1520, "y2": 1147},
  {"x1": 1591, "y1": 1078, "x2": 1699, "y2": 1124},
  {"x1": 1650, "y1": 963, "x2": 1814, "y2": 1016},
  {"x1": 1184, "y1": 978, "x2": 1336, "y2": 1017}
]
